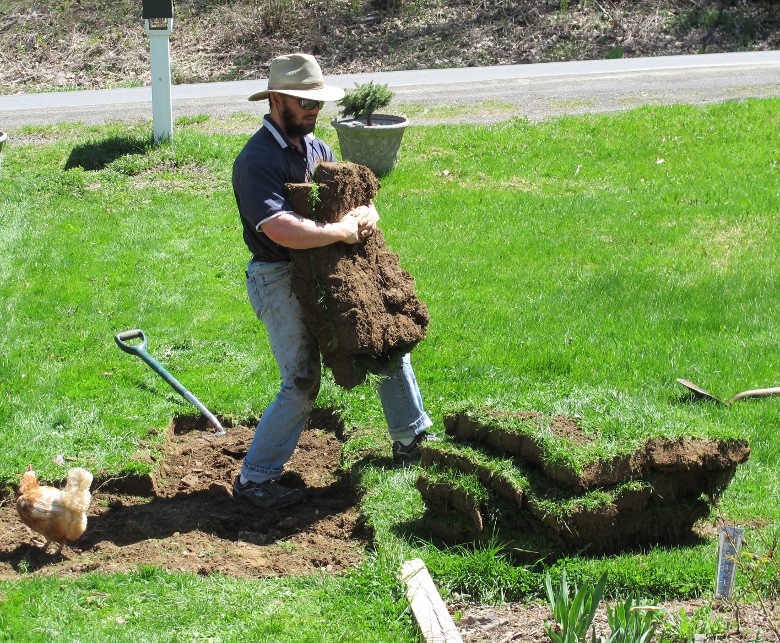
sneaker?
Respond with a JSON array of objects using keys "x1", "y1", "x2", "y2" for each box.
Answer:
[
  {"x1": 392, "y1": 431, "x2": 440, "y2": 469},
  {"x1": 232, "y1": 476, "x2": 304, "y2": 509}
]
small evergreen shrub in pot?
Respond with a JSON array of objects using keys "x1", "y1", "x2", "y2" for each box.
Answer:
[{"x1": 331, "y1": 81, "x2": 409, "y2": 177}]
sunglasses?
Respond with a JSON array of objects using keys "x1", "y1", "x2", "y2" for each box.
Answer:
[{"x1": 297, "y1": 98, "x2": 324, "y2": 110}]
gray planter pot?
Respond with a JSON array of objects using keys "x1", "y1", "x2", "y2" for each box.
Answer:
[{"x1": 331, "y1": 114, "x2": 409, "y2": 177}]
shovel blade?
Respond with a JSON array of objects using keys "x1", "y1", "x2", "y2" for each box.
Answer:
[{"x1": 676, "y1": 378, "x2": 725, "y2": 404}]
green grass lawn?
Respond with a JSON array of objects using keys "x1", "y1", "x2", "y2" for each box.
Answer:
[{"x1": 1, "y1": 97, "x2": 779, "y2": 639}]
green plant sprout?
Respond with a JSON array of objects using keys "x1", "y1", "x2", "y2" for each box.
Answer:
[
  {"x1": 604, "y1": 594, "x2": 663, "y2": 643},
  {"x1": 545, "y1": 569, "x2": 607, "y2": 643},
  {"x1": 658, "y1": 605, "x2": 729, "y2": 642},
  {"x1": 728, "y1": 525, "x2": 780, "y2": 641},
  {"x1": 308, "y1": 181, "x2": 320, "y2": 210}
]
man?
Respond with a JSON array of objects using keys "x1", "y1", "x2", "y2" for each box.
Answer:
[{"x1": 231, "y1": 53, "x2": 433, "y2": 510}]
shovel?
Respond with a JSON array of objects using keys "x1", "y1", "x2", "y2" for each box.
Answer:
[
  {"x1": 677, "y1": 377, "x2": 780, "y2": 406},
  {"x1": 115, "y1": 329, "x2": 226, "y2": 436}
]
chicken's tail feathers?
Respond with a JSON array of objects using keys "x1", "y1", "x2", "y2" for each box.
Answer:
[{"x1": 62, "y1": 467, "x2": 94, "y2": 513}]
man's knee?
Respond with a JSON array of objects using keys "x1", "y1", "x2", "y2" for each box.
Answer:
[
  {"x1": 292, "y1": 374, "x2": 320, "y2": 400},
  {"x1": 280, "y1": 371, "x2": 321, "y2": 402}
]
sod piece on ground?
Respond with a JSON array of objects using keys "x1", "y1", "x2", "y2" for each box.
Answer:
[
  {"x1": 416, "y1": 407, "x2": 750, "y2": 554},
  {"x1": 415, "y1": 463, "x2": 561, "y2": 563},
  {"x1": 421, "y1": 439, "x2": 529, "y2": 509},
  {"x1": 286, "y1": 162, "x2": 429, "y2": 389},
  {"x1": 420, "y1": 439, "x2": 711, "y2": 554},
  {"x1": 443, "y1": 408, "x2": 750, "y2": 490}
]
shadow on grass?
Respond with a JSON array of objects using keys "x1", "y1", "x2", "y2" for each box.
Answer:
[
  {"x1": 391, "y1": 509, "x2": 709, "y2": 565},
  {"x1": 64, "y1": 135, "x2": 152, "y2": 171}
]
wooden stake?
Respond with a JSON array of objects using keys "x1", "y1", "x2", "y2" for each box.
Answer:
[{"x1": 400, "y1": 558, "x2": 463, "y2": 643}]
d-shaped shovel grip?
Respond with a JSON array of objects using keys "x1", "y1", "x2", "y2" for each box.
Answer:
[{"x1": 115, "y1": 328, "x2": 148, "y2": 356}]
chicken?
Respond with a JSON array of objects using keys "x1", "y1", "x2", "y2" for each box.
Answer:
[{"x1": 15, "y1": 465, "x2": 93, "y2": 554}]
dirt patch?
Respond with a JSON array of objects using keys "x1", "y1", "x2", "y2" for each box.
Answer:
[
  {"x1": 0, "y1": 410, "x2": 370, "y2": 580},
  {"x1": 455, "y1": 598, "x2": 780, "y2": 643}
]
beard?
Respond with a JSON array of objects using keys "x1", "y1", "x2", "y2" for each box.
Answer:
[{"x1": 280, "y1": 102, "x2": 316, "y2": 138}]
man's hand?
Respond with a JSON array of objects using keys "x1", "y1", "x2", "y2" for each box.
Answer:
[
  {"x1": 338, "y1": 212, "x2": 362, "y2": 244},
  {"x1": 347, "y1": 201, "x2": 380, "y2": 241}
]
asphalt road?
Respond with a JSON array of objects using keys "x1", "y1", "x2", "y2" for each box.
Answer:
[{"x1": 0, "y1": 51, "x2": 778, "y2": 131}]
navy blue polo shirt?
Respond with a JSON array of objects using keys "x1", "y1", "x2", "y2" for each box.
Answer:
[{"x1": 232, "y1": 115, "x2": 337, "y2": 263}]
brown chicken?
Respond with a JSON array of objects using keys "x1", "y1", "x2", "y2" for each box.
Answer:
[{"x1": 16, "y1": 465, "x2": 93, "y2": 554}]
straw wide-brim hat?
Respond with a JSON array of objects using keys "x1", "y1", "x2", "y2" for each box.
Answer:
[{"x1": 248, "y1": 53, "x2": 345, "y2": 102}]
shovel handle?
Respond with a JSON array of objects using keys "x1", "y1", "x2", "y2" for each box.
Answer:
[
  {"x1": 114, "y1": 329, "x2": 226, "y2": 436},
  {"x1": 730, "y1": 387, "x2": 780, "y2": 403},
  {"x1": 114, "y1": 329, "x2": 148, "y2": 355}
]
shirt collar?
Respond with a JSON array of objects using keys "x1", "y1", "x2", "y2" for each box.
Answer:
[{"x1": 262, "y1": 115, "x2": 315, "y2": 150}]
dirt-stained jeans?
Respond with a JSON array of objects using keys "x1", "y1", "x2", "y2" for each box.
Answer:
[{"x1": 243, "y1": 260, "x2": 432, "y2": 484}]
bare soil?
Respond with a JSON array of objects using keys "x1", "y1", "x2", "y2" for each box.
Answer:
[
  {"x1": 455, "y1": 599, "x2": 779, "y2": 643},
  {"x1": 0, "y1": 411, "x2": 370, "y2": 580}
]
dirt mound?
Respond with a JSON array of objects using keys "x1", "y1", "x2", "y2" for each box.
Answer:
[{"x1": 0, "y1": 411, "x2": 370, "y2": 580}]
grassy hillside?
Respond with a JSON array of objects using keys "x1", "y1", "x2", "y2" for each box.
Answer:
[{"x1": 1, "y1": 0, "x2": 778, "y2": 95}]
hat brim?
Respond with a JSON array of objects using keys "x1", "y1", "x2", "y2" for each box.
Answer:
[{"x1": 248, "y1": 85, "x2": 345, "y2": 102}]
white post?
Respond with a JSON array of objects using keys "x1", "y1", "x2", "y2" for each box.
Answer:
[
  {"x1": 144, "y1": 18, "x2": 174, "y2": 143},
  {"x1": 0, "y1": 131, "x2": 6, "y2": 179}
]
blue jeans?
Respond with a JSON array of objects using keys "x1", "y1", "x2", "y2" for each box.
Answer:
[{"x1": 243, "y1": 260, "x2": 432, "y2": 484}]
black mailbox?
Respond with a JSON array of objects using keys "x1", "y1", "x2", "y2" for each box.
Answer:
[{"x1": 142, "y1": 0, "x2": 174, "y2": 19}]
